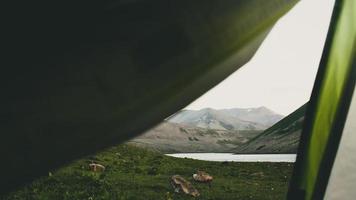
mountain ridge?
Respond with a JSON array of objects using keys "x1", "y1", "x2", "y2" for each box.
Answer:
[
  {"x1": 168, "y1": 107, "x2": 284, "y2": 131},
  {"x1": 129, "y1": 121, "x2": 262, "y2": 153},
  {"x1": 130, "y1": 106, "x2": 286, "y2": 153}
]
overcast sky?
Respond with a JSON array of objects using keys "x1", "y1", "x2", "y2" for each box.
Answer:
[{"x1": 186, "y1": 0, "x2": 335, "y2": 115}]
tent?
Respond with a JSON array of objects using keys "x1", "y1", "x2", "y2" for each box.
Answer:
[
  {"x1": 288, "y1": 0, "x2": 356, "y2": 199},
  {"x1": 1, "y1": 0, "x2": 355, "y2": 199}
]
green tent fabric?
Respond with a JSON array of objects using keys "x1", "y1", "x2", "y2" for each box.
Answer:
[
  {"x1": 0, "y1": 0, "x2": 298, "y2": 195},
  {"x1": 288, "y1": 0, "x2": 356, "y2": 199},
  {"x1": 324, "y1": 87, "x2": 356, "y2": 199}
]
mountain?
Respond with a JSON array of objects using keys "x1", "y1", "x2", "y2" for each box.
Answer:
[
  {"x1": 129, "y1": 121, "x2": 262, "y2": 153},
  {"x1": 130, "y1": 106, "x2": 288, "y2": 153},
  {"x1": 167, "y1": 107, "x2": 283, "y2": 131},
  {"x1": 234, "y1": 103, "x2": 308, "y2": 154},
  {"x1": 220, "y1": 106, "x2": 284, "y2": 127}
]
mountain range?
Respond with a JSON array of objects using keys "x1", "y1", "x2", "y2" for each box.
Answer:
[
  {"x1": 167, "y1": 107, "x2": 284, "y2": 131},
  {"x1": 129, "y1": 121, "x2": 262, "y2": 153},
  {"x1": 129, "y1": 105, "x2": 305, "y2": 153}
]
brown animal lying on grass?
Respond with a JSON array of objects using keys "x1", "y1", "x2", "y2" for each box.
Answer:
[
  {"x1": 193, "y1": 171, "x2": 213, "y2": 183},
  {"x1": 170, "y1": 175, "x2": 200, "y2": 197},
  {"x1": 89, "y1": 163, "x2": 105, "y2": 172}
]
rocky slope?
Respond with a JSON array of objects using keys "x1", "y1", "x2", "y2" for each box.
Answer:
[
  {"x1": 129, "y1": 106, "x2": 304, "y2": 154},
  {"x1": 129, "y1": 121, "x2": 262, "y2": 153},
  {"x1": 167, "y1": 107, "x2": 283, "y2": 131}
]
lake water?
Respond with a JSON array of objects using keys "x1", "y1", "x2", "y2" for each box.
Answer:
[{"x1": 165, "y1": 153, "x2": 296, "y2": 162}]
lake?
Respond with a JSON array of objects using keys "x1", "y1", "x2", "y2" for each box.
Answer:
[{"x1": 165, "y1": 153, "x2": 296, "y2": 162}]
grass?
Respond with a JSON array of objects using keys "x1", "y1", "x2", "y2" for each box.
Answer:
[{"x1": 2, "y1": 144, "x2": 293, "y2": 200}]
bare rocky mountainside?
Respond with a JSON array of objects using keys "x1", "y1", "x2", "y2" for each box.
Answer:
[
  {"x1": 167, "y1": 107, "x2": 283, "y2": 130},
  {"x1": 129, "y1": 121, "x2": 261, "y2": 153},
  {"x1": 129, "y1": 105, "x2": 305, "y2": 153}
]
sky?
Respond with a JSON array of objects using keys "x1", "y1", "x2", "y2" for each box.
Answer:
[{"x1": 186, "y1": 0, "x2": 335, "y2": 116}]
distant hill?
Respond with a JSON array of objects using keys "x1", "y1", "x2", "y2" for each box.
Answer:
[
  {"x1": 234, "y1": 103, "x2": 308, "y2": 154},
  {"x1": 129, "y1": 121, "x2": 262, "y2": 153},
  {"x1": 130, "y1": 106, "x2": 284, "y2": 153},
  {"x1": 167, "y1": 107, "x2": 283, "y2": 131},
  {"x1": 220, "y1": 106, "x2": 284, "y2": 127}
]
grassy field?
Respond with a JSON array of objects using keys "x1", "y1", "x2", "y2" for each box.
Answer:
[{"x1": 2, "y1": 144, "x2": 293, "y2": 200}]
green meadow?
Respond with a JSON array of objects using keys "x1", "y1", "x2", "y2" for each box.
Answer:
[{"x1": 2, "y1": 144, "x2": 293, "y2": 200}]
